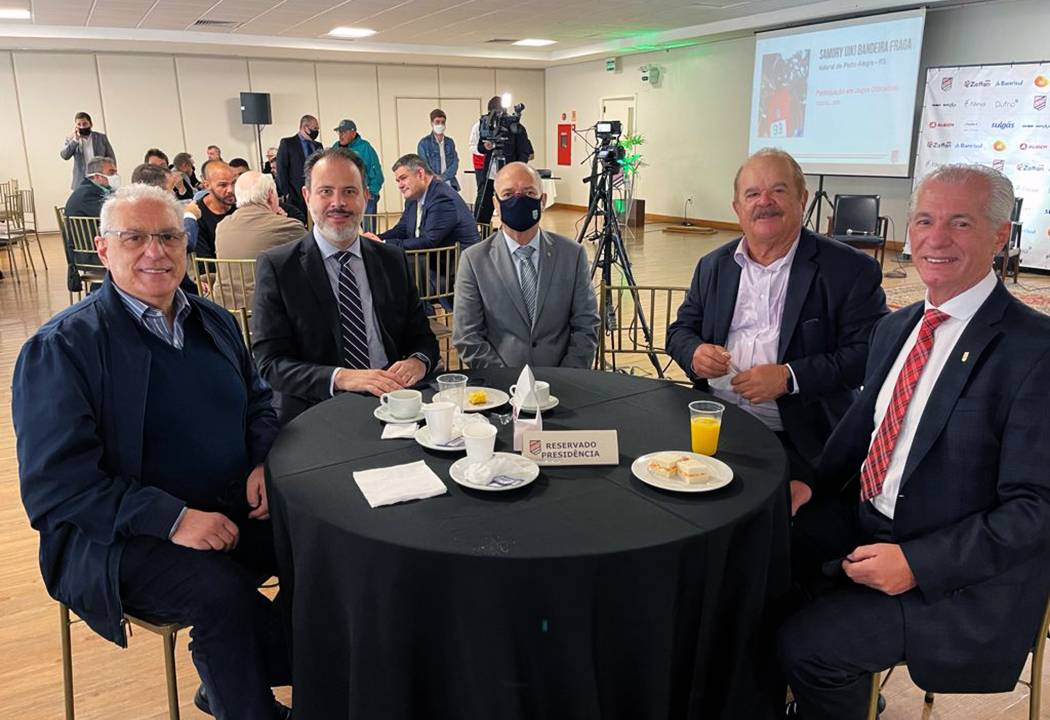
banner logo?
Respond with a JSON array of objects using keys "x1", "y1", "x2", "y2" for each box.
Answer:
[
  {"x1": 941, "y1": 76, "x2": 953, "y2": 91},
  {"x1": 993, "y1": 140, "x2": 1007, "y2": 152},
  {"x1": 991, "y1": 121, "x2": 1015, "y2": 130},
  {"x1": 1036, "y1": 96, "x2": 1047, "y2": 111},
  {"x1": 1035, "y1": 76, "x2": 1049, "y2": 88},
  {"x1": 964, "y1": 79, "x2": 991, "y2": 88},
  {"x1": 992, "y1": 159, "x2": 1005, "y2": 172}
]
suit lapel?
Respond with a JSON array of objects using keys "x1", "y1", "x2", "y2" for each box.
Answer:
[
  {"x1": 899, "y1": 285, "x2": 1009, "y2": 489},
  {"x1": 490, "y1": 231, "x2": 531, "y2": 328},
  {"x1": 714, "y1": 251, "x2": 741, "y2": 345},
  {"x1": 533, "y1": 230, "x2": 558, "y2": 323},
  {"x1": 778, "y1": 232, "x2": 818, "y2": 361},
  {"x1": 300, "y1": 234, "x2": 341, "y2": 351}
]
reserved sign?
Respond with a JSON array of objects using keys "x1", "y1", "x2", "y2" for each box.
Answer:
[{"x1": 521, "y1": 430, "x2": 619, "y2": 466}]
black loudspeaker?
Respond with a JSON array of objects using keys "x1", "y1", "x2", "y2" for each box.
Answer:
[{"x1": 240, "y1": 92, "x2": 272, "y2": 125}]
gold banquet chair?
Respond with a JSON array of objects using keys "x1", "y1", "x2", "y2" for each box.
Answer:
[
  {"x1": 1, "y1": 188, "x2": 34, "y2": 279},
  {"x1": 866, "y1": 592, "x2": 1050, "y2": 720},
  {"x1": 476, "y1": 222, "x2": 493, "y2": 239},
  {"x1": 65, "y1": 215, "x2": 108, "y2": 297},
  {"x1": 405, "y1": 244, "x2": 460, "y2": 371},
  {"x1": 189, "y1": 257, "x2": 256, "y2": 352},
  {"x1": 19, "y1": 188, "x2": 48, "y2": 270},
  {"x1": 59, "y1": 602, "x2": 185, "y2": 720},
  {"x1": 597, "y1": 282, "x2": 691, "y2": 383}
]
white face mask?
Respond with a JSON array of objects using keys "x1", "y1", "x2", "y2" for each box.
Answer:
[
  {"x1": 104, "y1": 173, "x2": 121, "y2": 191},
  {"x1": 433, "y1": 123, "x2": 446, "y2": 135}
]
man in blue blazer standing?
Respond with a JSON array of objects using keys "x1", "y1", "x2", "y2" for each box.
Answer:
[
  {"x1": 780, "y1": 164, "x2": 1050, "y2": 719},
  {"x1": 667, "y1": 148, "x2": 888, "y2": 515},
  {"x1": 13, "y1": 185, "x2": 290, "y2": 719}
]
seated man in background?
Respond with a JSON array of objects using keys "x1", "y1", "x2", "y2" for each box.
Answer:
[
  {"x1": 63, "y1": 156, "x2": 119, "y2": 293},
  {"x1": 215, "y1": 170, "x2": 304, "y2": 310},
  {"x1": 13, "y1": 184, "x2": 290, "y2": 720},
  {"x1": 417, "y1": 108, "x2": 460, "y2": 191},
  {"x1": 780, "y1": 164, "x2": 1050, "y2": 720},
  {"x1": 253, "y1": 147, "x2": 439, "y2": 423},
  {"x1": 667, "y1": 148, "x2": 888, "y2": 513},
  {"x1": 453, "y1": 162, "x2": 598, "y2": 368},
  {"x1": 364, "y1": 153, "x2": 479, "y2": 252},
  {"x1": 189, "y1": 160, "x2": 238, "y2": 259},
  {"x1": 130, "y1": 162, "x2": 200, "y2": 255},
  {"x1": 229, "y1": 157, "x2": 251, "y2": 176},
  {"x1": 172, "y1": 152, "x2": 199, "y2": 198}
]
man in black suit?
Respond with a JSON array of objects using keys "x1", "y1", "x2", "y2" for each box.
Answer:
[
  {"x1": 363, "y1": 153, "x2": 480, "y2": 252},
  {"x1": 779, "y1": 165, "x2": 1050, "y2": 719},
  {"x1": 667, "y1": 148, "x2": 888, "y2": 515},
  {"x1": 253, "y1": 147, "x2": 439, "y2": 423},
  {"x1": 475, "y1": 96, "x2": 533, "y2": 224},
  {"x1": 275, "y1": 114, "x2": 322, "y2": 218}
]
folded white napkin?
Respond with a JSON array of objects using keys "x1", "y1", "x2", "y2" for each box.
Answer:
[
  {"x1": 511, "y1": 365, "x2": 542, "y2": 451},
  {"x1": 463, "y1": 457, "x2": 530, "y2": 488},
  {"x1": 381, "y1": 422, "x2": 418, "y2": 439},
  {"x1": 353, "y1": 460, "x2": 447, "y2": 508}
]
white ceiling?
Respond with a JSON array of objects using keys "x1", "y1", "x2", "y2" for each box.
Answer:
[{"x1": 1, "y1": 0, "x2": 965, "y2": 65}]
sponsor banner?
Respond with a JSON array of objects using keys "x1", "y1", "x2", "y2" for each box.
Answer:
[{"x1": 915, "y1": 64, "x2": 1050, "y2": 270}]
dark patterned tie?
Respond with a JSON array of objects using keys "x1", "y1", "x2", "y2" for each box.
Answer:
[
  {"x1": 859, "y1": 308, "x2": 950, "y2": 501},
  {"x1": 333, "y1": 251, "x2": 370, "y2": 370}
]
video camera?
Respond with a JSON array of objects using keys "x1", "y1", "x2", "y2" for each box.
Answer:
[
  {"x1": 479, "y1": 102, "x2": 526, "y2": 155},
  {"x1": 594, "y1": 120, "x2": 625, "y2": 168}
]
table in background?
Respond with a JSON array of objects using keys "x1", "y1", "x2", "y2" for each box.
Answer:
[{"x1": 268, "y1": 368, "x2": 790, "y2": 720}]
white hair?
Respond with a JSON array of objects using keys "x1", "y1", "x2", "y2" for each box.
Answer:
[
  {"x1": 911, "y1": 163, "x2": 1015, "y2": 227},
  {"x1": 100, "y1": 184, "x2": 183, "y2": 234},
  {"x1": 234, "y1": 171, "x2": 277, "y2": 208}
]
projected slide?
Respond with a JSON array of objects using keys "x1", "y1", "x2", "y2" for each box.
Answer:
[{"x1": 748, "y1": 9, "x2": 926, "y2": 177}]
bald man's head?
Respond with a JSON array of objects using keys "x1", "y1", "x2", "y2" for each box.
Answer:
[
  {"x1": 203, "y1": 161, "x2": 237, "y2": 208},
  {"x1": 495, "y1": 162, "x2": 543, "y2": 200}
]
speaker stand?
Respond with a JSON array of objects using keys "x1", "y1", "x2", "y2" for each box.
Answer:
[{"x1": 254, "y1": 124, "x2": 265, "y2": 172}]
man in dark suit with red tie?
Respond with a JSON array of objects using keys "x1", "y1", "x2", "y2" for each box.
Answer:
[
  {"x1": 253, "y1": 147, "x2": 439, "y2": 424},
  {"x1": 779, "y1": 164, "x2": 1050, "y2": 719}
]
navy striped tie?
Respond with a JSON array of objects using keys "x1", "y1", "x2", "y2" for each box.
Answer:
[
  {"x1": 333, "y1": 251, "x2": 370, "y2": 370},
  {"x1": 515, "y1": 245, "x2": 537, "y2": 325}
]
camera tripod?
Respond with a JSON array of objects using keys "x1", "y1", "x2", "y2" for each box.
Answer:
[
  {"x1": 474, "y1": 145, "x2": 505, "y2": 224},
  {"x1": 577, "y1": 144, "x2": 664, "y2": 377}
]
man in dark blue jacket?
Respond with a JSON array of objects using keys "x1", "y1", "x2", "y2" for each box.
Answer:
[
  {"x1": 366, "y1": 153, "x2": 480, "y2": 252},
  {"x1": 13, "y1": 184, "x2": 290, "y2": 720}
]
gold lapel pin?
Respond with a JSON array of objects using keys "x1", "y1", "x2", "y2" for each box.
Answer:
[{"x1": 961, "y1": 351, "x2": 970, "y2": 362}]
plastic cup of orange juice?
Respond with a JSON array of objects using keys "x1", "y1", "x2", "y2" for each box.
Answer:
[{"x1": 689, "y1": 401, "x2": 724, "y2": 456}]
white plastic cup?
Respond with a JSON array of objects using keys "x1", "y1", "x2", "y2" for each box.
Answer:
[
  {"x1": 463, "y1": 423, "x2": 498, "y2": 464},
  {"x1": 423, "y1": 401, "x2": 457, "y2": 444},
  {"x1": 380, "y1": 389, "x2": 423, "y2": 419}
]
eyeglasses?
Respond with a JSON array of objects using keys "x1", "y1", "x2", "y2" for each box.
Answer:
[{"x1": 103, "y1": 229, "x2": 188, "y2": 249}]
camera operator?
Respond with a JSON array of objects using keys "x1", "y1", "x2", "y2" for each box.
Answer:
[{"x1": 475, "y1": 96, "x2": 533, "y2": 225}]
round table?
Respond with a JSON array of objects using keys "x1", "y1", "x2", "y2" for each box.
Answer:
[{"x1": 268, "y1": 367, "x2": 790, "y2": 720}]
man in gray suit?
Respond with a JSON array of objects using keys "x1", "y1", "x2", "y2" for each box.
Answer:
[
  {"x1": 60, "y1": 111, "x2": 116, "y2": 189},
  {"x1": 453, "y1": 162, "x2": 599, "y2": 368}
]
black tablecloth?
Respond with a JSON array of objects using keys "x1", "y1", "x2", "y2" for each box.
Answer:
[{"x1": 268, "y1": 367, "x2": 790, "y2": 720}]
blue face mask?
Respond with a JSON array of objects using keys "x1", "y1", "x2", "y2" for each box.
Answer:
[{"x1": 498, "y1": 194, "x2": 542, "y2": 232}]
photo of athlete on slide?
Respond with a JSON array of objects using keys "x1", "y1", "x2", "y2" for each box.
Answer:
[{"x1": 757, "y1": 50, "x2": 810, "y2": 138}]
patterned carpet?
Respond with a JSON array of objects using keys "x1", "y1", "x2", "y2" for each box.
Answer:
[{"x1": 883, "y1": 282, "x2": 1050, "y2": 315}]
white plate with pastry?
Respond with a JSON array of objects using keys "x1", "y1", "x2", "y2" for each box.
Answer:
[
  {"x1": 459, "y1": 387, "x2": 510, "y2": 412},
  {"x1": 631, "y1": 451, "x2": 733, "y2": 493}
]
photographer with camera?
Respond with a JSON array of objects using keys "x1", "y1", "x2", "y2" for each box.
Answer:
[{"x1": 475, "y1": 95, "x2": 533, "y2": 225}]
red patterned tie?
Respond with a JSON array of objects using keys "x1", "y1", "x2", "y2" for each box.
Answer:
[{"x1": 859, "y1": 308, "x2": 951, "y2": 502}]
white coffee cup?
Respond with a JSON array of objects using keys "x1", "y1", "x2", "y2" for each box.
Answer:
[
  {"x1": 510, "y1": 380, "x2": 550, "y2": 408},
  {"x1": 380, "y1": 389, "x2": 423, "y2": 419},
  {"x1": 463, "y1": 423, "x2": 498, "y2": 464},
  {"x1": 423, "y1": 401, "x2": 457, "y2": 444}
]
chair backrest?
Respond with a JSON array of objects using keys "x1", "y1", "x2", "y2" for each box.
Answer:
[
  {"x1": 597, "y1": 282, "x2": 692, "y2": 383},
  {"x1": 2, "y1": 191, "x2": 25, "y2": 232},
  {"x1": 1011, "y1": 196, "x2": 1024, "y2": 223},
  {"x1": 190, "y1": 257, "x2": 257, "y2": 351},
  {"x1": 404, "y1": 244, "x2": 459, "y2": 306},
  {"x1": 477, "y1": 222, "x2": 493, "y2": 238},
  {"x1": 832, "y1": 195, "x2": 881, "y2": 237},
  {"x1": 360, "y1": 212, "x2": 399, "y2": 234},
  {"x1": 65, "y1": 216, "x2": 106, "y2": 275},
  {"x1": 19, "y1": 189, "x2": 37, "y2": 227}
]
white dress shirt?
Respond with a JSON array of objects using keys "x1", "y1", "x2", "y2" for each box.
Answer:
[
  {"x1": 709, "y1": 235, "x2": 800, "y2": 432},
  {"x1": 870, "y1": 271, "x2": 998, "y2": 518}
]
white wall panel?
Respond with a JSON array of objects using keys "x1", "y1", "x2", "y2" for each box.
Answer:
[
  {"x1": 0, "y1": 53, "x2": 31, "y2": 191},
  {"x1": 13, "y1": 52, "x2": 105, "y2": 232},
  {"x1": 97, "y1": 54, "x2": 185, "y2": 176},
  {"x1": 315, "y1": 63, "x2": 386, "y2": 211},
  {"x1": 377, "y1": 65, "x2": 439, "y2": 213},
  {"x1": 175, "y1": 56, "x2": 256, "y2": 173},
  {"x1": 248, "y1": 59, "x2": 319, "y2": 171}
]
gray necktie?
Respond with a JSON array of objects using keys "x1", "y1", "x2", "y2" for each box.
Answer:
[{"x1": 514, "y1": 245, "x2": 537, "y2": 325}]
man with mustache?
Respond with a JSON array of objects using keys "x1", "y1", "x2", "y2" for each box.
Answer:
[
  {"x1": 668, "y1": 148, "x2": 888, "y2": 515},
  {"x1": 253, "y1": 147, "x2": 439, "y2": 423}
]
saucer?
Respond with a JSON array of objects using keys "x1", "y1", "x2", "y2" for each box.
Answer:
[
  {"x1": 374, "y1": 405, "x2": 425, "y2": 424},
  {"x1": 516, "y1": 395, "x2": 560, "y2": 414},
  {"x1": 449, "y1": 453, "x2": 539, "y2": 491},
  {"x1": 414, "y1": 426, "x2": 466, "y2": 452}
]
